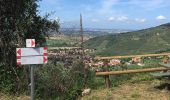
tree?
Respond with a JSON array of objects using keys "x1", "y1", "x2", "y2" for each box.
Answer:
[{"x1": 0, "y1": 0, "x2": 59, "y2": 93}]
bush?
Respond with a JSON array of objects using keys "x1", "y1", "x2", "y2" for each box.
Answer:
[
  {"x1": 0, "y1": 63, "x2": 28, "y2": 94},
  {"x1": 35, "y1": 60, "x2": 95, "y2": 100}
]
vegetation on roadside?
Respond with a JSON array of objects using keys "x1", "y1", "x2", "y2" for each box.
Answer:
[
  {"x1": 81, "y1": 58, "x2": 170, "y2": 100},
  {"x1": 80, "y1": 58, "x2": 166, "y2": 98},
  {"x1": 34, "y1": 60, "x2": 95, "y2": 100},
  {"x1": 81, "y1": 78, "x2": 170, "y2": 100}
]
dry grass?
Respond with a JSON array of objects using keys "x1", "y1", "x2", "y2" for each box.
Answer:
[
  {"x1": 81, "y1": 79, "x2": 170, "y2": 100},
  {"x1": 0, "y1": 93, "x2": 30, "y2": 100}
]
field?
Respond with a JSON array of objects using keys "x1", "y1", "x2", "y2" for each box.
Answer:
[{"x1": 46, "y1": 34, "x2": 91, "y2": 47}]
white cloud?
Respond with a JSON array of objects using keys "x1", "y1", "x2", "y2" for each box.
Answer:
[
  {"x1": 108, "y1": 16, "x2": 146, "y2": 23},
  {"x1": 91, "y1": 19, "x2": 99, "y2": 22},
  {"x1": 108, "y1": 17, "x2": 115, "y2": 21},
  {"x1": 129, "y1": 0, "x2": 170, "y2": 10},
  {"x1": 99, "y1": 0, "x2": 119, "y2": 14},
  {"x1": 117, "y1": 16, "x2": 128, "y2": 21},
  {"x1": 135, "y1": 18, "x2": 146, "y2": 23},
  {"x1": 156, "y1": 15, "x2": 166, "y2": 20},
  {"x1": 108, "y1": 16, "x2": 128, "y2": 21}
]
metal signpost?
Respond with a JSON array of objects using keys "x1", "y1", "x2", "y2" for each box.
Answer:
[
  {"x1": 16, "y1": 39, "x2": 47, "y2": 100},
  {"x1": 30, "y1": 65, "x2": 34, "y2": 100}
]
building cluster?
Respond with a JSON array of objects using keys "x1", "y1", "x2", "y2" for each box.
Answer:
[
  {"x1": 88, "y1": 57, "x2": 145, "y2": 72},
  {"x1": 48, "y1": 48, "x2": 93, "y2": 68},
  {"x1": 49, "y1": 48, "x2": 149, "y2": 72}
]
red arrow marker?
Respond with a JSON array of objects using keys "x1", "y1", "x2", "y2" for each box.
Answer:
[
  {"x1": 43, "y1": 53, "x2": 48, "y2": 56},
  {"x1": 43, "y1": 47, "x2": 47, "y2": 50},
  {"x1": 43, "y1": 47, "x2": 48, "y2": 56},
  {"x1": 43, "y1": 56, "x2": 48, "y2": 63},
  {"x1": 31, "y1": 39, "x2": 35, "y2": 47},
  {"x1": 16, "y1": 48, "x2": 21, "y2": 56},
  {"x1": 17, "y1": 61, "x2": 21, "y2": 65}
]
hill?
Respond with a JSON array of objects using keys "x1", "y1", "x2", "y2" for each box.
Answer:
[{"x1": 85, "y1": 23, "x2": 170, "y2": 56}]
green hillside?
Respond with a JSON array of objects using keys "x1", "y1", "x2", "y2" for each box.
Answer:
[{"x1": 85, "y1": 23, "x2": 170, "y2": 56}]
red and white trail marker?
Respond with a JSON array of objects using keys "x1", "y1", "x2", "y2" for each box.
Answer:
[
  {"x1": 16, "y1": 47, "x2": 48, "y2": 65},
  {"x1": 26, "y1": 39, "x2": 35, "y2": 47}
]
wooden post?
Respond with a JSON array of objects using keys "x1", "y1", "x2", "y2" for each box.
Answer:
[
  {"x1": 104, "y1": 75, "x2": 110, "y2": 88},
  {"x1": 104, "y1": 60, "x2": 110, "y2": 88},
  {"x1": 163, "y1": 56, "x2": 169, "y2": 72},
  {"x1": 162, "y1": 56, "x2": 169, "y2": 64}
]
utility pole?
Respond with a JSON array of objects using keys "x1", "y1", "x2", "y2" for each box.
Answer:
[
  {"x1": 80, "y1": 14, "x2": 84, "y2": 57},
  {"x1": 80, "y1": 14, "x2": 87, "y2": 88}
]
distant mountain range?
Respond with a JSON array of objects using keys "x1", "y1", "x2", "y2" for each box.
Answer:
[
  {"x1": 48, "y1": 28, "x2": 134, "y2": 37},
  {"x1": 85, "y1": 23, "x2": 170, "y2": 56}
]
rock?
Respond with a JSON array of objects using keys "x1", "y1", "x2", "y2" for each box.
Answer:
[
  {"x1": 125, "y1": 62, "x2": 131, "y2": 65},
  {"x1": 82, "y1": 88, "x2": 91, "y2": 96},
  {"x1": 137, "y1": 63, "x2": 145, "y2": 66}
]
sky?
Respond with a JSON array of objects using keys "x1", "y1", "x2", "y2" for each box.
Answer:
[{"x1": 38, "y1": 0, "x2": 170, "y2": 30}]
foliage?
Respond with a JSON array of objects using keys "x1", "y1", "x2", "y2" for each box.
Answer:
[
  {"x1": 0, "y1": 0, "x2": 59, "y2": 94},
  {"x1": 35, "y1": 60, "x2": 95, "y2": 100},
  {"x1": 85, "y1": 23, "x2": 170, "y2": 56},
  {"x1": 93, "y1": 58, "x2": 161, "y2": 90},
  {"x1": 46, "y1": 39, "x2": 70, "y2": 47}
]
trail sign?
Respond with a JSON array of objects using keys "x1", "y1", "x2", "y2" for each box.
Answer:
[
  {"x1": 16, "y1": 47, "x2": 46, "y2": 56},
  {"x1": 17, "y1": 39, "x2": 47, "y2": 100},
  {"x1": 16, "y1": 47, "x2": 48, "y2": 65},
  {"x1": 26, "y1": 39, "x2": 35, "y2": 47},
  {"x1": 17, "y1": 56, "x2": 47, "y2": 65}
]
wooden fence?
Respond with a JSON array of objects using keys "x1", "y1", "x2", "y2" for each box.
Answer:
[
  {"x1": 95, "y1": 53, "x2": 170, "y2": 60},
  {"x1": 94, "y1": 53, "x2": 170, "y2": 88}
]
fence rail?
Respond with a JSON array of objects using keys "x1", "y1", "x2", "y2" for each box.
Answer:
[
  {"x1": 95, "y1": 53, "x2": 170, "y2": 60},
  {"x1": 94, "y1": 53, "x2": 170, "y2": 88},
  {"x1": 96, "y1": 67, "x2": 169, "y2": 76}
]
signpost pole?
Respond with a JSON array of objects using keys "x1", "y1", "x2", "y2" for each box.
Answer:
[
  {"x1": 30, "y1": 65, "x2": 34, "y2": 100},
  {"x1": 16, "y1": 39, "x2": 48, "y2": 99}
]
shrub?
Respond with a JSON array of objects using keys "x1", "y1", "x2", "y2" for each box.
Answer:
[{"x1": 35, "y1": 60, "x2": 95, "y2": 100}]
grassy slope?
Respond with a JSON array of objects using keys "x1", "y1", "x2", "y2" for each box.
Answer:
[
  {"x1": 85, "y1": 23, "x2": 170, "y2": 56},
  {"x1": 81, "y1": 78, "x2": 170, "y2": 100},
  {"x1": 46, "y1": 35, "x2": 79, "y2": 47}
]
